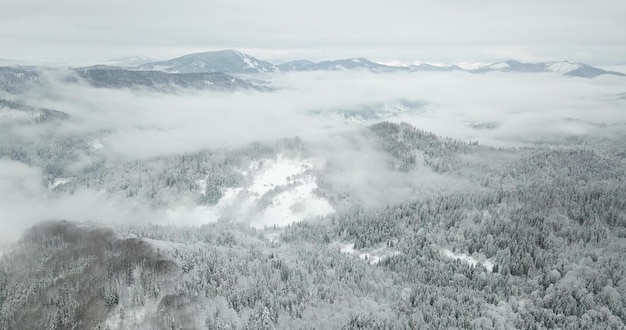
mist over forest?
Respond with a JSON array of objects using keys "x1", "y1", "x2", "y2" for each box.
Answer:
[{"x1": 2, "y1": 37, "x2": 626, "y2": 329}]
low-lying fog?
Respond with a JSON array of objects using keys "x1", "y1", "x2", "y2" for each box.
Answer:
[
  {"x1": 1, "y1": 70, "x2": 625, "y2": 242},
  {"x1": 17, "y1": 70, "x2": 626, "y2": 157}
]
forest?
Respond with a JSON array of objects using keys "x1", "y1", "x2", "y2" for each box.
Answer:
[{"x1": 1, "y1": 120, "x2": 625, "y2": 329}]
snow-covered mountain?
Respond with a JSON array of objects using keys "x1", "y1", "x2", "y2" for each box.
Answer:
[
  {"x1": 472, "y1": 60, "x2": 625, "y2": 78},
  {"x1": 277, "y1": 60, "x2": 463, "y2": 73},
  {"x1": 3, "y1": 52, "x2": 623, "y2": 97},
  {"x1": 0, "y1": 65, "x2": 265, "y2": 94},
  {"x1": 80, "y1": 49, "x2": 625, "y2": 78},
  {"x1": 136, "y1": 50, "x2": 278, "y2": 74},
  {"x1": 408, "y1": 63, "x2": 463, "y2": 72},
  {"x1": 275, "y1": 56, "x2": 621, "y2": 77},
  {"x1": 472, "y1": 60, "x2": 546, "y2": 73},
  {"x1": 74, "y1": 68, "x2": 265, "y2": 91},
  {"x1": 278, "y1": 58, "x2": 396, "y2": 72},
  {"x1": 275, "y1": 59, "x2": 316, "y2": 71}
]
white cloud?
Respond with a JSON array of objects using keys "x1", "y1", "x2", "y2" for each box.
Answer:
[
  {"x1": 0, "y1": 159, "x2": 172, "y2": 243},
  {"x1": 20, "y1": 70, "x2": 626, "y2": 158},
  {"x1": 2, "y1": 69, "x2": 625, "y2": 241}
]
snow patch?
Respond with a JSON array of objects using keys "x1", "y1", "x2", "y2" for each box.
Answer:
[
  {"x1": 256, "y1": 181, "x2": 333, "y2": 228},
  {"x1": 263, "y1": 231, "x2": 281, "y2": 244},
  {"x1": 91, "y1": 139, "x2": 103, "y2": 150},
  {"x1": 48, "y1": 177, "x2": 73, "y2": 190},
  {"x1": 547, "y1": 61, "x2": 581, "y2": 74},
  {"x1": 31, "y1": 111, "x2": 44, "y2": 120},
  {"x1": 242, "y1": 56, "x2": 256, "y2": 69},
  {"x1": 105, "y1": 303, "x2": 153, "y2": 329},
  {"x1": 195, "y1": 179, "x2": 207, "y2": 195},
  {"x1": 246, "y1": 156, "x2": 309, "y2": 196},
  {"x1": 456, "y1": 61, "x2": 487, "y2": 70},
  {"x1": 338, "y1": 243, "x2": 401, "y2": 265},
  {"x1": 441, "y1": 249, "x2": 494, "y2": 272},
  {"x1": 489, "y1": 62, "x2": 510, "y2": 69},
  {"x1": 236, "y1": 51, "x2": 264, "y2": 71}
]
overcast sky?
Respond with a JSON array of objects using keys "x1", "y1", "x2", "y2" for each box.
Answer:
[{"x1": 1, "y1": 0, "x2": 625, "y2": 65}]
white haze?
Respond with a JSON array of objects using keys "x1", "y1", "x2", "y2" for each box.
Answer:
[
  {"x1": 19, "y1": 70, "x2": 626, "y2": 158},
  {"x1": 2, "y1": 70, "x2": 626, "y2": 242},
  {"x1": 0, "y1": 160, "x2": 170, "y2": 242}
]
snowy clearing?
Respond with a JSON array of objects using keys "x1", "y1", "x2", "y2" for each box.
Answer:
[
  {"x1": 441, "y1": 248, "x2": 494, "y2": 272},
  {"x1": 90, "y1": 139, "x2": 104, "y2": 150},
  {"x1": 337, "y1": 243, "x2": 402, "y2": 265},
  {"x1": 168, "y1": 155, "x2": 334, "y2": 228},
  {"x1": 48, "y1": 177, "x2": 73, "y2": 190}
]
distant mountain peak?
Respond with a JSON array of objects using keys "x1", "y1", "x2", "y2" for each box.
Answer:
[
  {"x1": 62, "y1": 50, "x2": 626, "y2": 79},
  {"x1": 277, "y1": 57, "x2": 396, "y2": 72},
  {"x1": 137, "y1": 50, "x2": 277, "y2": 74},
  {"x1": 409, "y1": 63, "x2": 463, "y2": 72},
  {"x1": 472, "y1": 59, "x2": 624, "y2": 78}
]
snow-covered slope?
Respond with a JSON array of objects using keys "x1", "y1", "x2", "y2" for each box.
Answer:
[
  {"x1": 487, "y1": 62, "x2": 510, "y2": 70},
  {"x1": 546, "y1": 61, "x2": 581, "y2": 74},
  {"x1": 168, "y1": 155, "x2": 334, "y2": 228},
  {"x1": 408, "y1": 63, "x2": 463, "y2": 72},
  {"x1": 90, "y1": 139, "x2": 104, "y2": 150},
  {"x1": 277, "y1": 58, "x2": 460, "y2": 72},
  {"x1": 129, "y1": 50, "x2": 625, "y2": 78},
  {"x1": 338, "y1": 243, "x2": 401, "y2": 265},
  {"x1": 48, "y1": 177, "x2": 74, "y2": 190},
  {"x1": 137, "y1": 50, "x2": 278, "y2": 74},
  {"x1": 441, "y1": 248, "x2": 494, "y2": 272},
  {"x1": 278, "y1": 58, "x2": 396, "y2": 72},
  {"x1": 276, "y1": 59, "x2": 316, "y2": 71},
  {"x1": 473, "y1": 60, "x2": 625, "y2": 78},
  {"x1": 75, "y1": 68, "x2": 261, "y2": 91},
  {"x1": 472, "y1": 60, "x2": 546, "y2": 73}
]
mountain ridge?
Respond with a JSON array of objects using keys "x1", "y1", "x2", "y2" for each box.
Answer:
[
  {"x1": 471, "y1": 59, "x2": 625, "y2": 78},
  {"x1": 129, "y1": 50, "x2": 624, "y2": 78},
  {"x1": 136, "y1": 50, "x2": 277, "y2": 74},
  {"x1": 1, "y1": 51, "x2": 623, "y2": 87}
]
